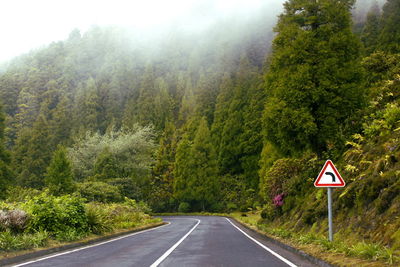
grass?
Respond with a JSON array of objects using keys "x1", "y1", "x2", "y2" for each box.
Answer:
[{"x1": 231, "y1": 211, "x2": 400, "y2": 267}]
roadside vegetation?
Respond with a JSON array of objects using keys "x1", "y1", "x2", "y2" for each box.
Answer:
[
  {"x1": 0, "y1": 189, "x2": 160, "y2": 253},
  {"x1": 233, "y1": 211, "x2": 399, "y2": 266}
]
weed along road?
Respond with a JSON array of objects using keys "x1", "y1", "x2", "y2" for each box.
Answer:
[{"x1": 12, "y1": 216, "x2": 317, "y2": 267}]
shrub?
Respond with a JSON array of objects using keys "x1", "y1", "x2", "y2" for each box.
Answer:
[
  {"x1": 178, "y1": 202, "x2": 190, "y2": 213},
  {"x1": 226, "y1": 203, "x2": 238, "y2": 212},
  {"x1": 76, "y1": 181, "x2": 123, "y2": 203},
  {"x1": 260, "y1": 204, "x2": 276, "y2": 221},
  {"x1": 21, "y1": 191, "x2": 89, "y2": 239},
  {"x1": 85, "y1": 203, "x2": 113, "y2": 234},
  {"x1": 0, "y1": 209, "x2": 29, "y2": 233},
  {"x1": 108, "y1": 178, "x2": 142, "y2": 200},
  {"x1": 6, "y1": 186, "x2": 41, "y2": 202}
]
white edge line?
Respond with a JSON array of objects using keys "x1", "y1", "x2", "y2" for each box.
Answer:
[
  {"x1": 12, "y1": 222, "x2": 171, "y2": 267},
  {"x1": 150, "y1": 219, "x2": 200, "y2": 267},
  {"x1": 225, "y1": 218, "x2": 297, "y2": 267}
]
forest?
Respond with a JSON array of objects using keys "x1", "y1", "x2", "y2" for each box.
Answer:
[{"x1": 0, "y1": 0, "x2": 400, "y2": 258}]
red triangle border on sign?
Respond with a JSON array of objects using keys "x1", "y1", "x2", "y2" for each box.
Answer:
[{"x1": 314, "y1": 160, "x2": 345, "y2": 187}]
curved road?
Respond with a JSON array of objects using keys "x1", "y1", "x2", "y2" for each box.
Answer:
[{"x1": 12, "y1": 216, "x2": 317, "y2": 267}]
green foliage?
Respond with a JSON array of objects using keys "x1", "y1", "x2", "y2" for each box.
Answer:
[
  {"x1": 68, "y1": 125, "x2": 156, "y2": 181},
  {"x1": 85, "y1": 203, "x2": 113, "y2": 234},
  {"x1": 76, "y1": 181, "x2": 123, "y2": 203},
  {"x1": 378, "y1": 0, "x2": 400, "y2": 53},
  {"x1": 0, "y1": 230, "x2": 49, "y2": 251},
  {"x1": 0, "y1": 102, "x2": 13, "y2": 198},
  {"x1": 5, "y1": 186, "x2": 40, "y2": 202},
  {"x1": 21, "y1": 191, "x2": 89, "y2": 240},
  {"x1": 174, "y1": 117, "x2": 219, "y2": 211},
  {"x1": 108, "y1": 178, "x2": 142, "y2": 200},
  {"x1": 178, "y1": 202, "x2": 190, "y2": 213},
  {"x1": 45, "y1": 145, "x2": 75, "y2": 196},
  {"x1": 361, "y1": 3, "x2": 381, "y2": 55},
  {"x1": 263, "y1": 0, "x2": 364, "y2": 156},
  {"x1": 260, "y1": 158, "x2": 302, "y2": 201}
]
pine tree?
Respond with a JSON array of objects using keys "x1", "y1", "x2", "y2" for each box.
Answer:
[
  {"x1": 0, "y1": 103, "x2": 13, "y2": 198},
  {"x1": 361, "y1": 2, "x2": 381, "y2": 54},
  {"x1": 149, "y1": 121, "x2": 176, "y2": 211},
  {"x1": 189, "y1": 117, "x2": 219, "y2": 211},
  {"x1": 16, "y1": 114, "x2": 53, "y2": 188},
  {"x1": 378, "y1": 0, "x2": 400, "y2": 53},
  {"x1": 173, "y1": 134, "x2": 193, "y2": 205},
  {"x1": 45, "y1": 145, "x2": 75, "y2": 196},
  {"x1": 263, "y1": 0, "x2": 364, "y2": 156},
  {"x1": 93, "y1": 147, "x2": 119, "y2": 180}
]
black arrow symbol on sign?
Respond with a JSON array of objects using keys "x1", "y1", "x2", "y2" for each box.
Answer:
[{"x1": 325, "y1": 172, "x2": 336, "y2": 182}]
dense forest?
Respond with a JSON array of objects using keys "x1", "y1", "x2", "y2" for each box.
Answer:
[{"x1": 0, "y1": 0, "x2": 400, "y2": 250}]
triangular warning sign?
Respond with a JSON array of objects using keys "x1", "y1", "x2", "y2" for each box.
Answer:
[{"x1": 314, "y1": 160, "x2": 345, "y2": 187}]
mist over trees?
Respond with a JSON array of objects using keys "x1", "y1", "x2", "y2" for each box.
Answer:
[{"x1": 0, "y1": 0, "x2": 399, "y2": 221}]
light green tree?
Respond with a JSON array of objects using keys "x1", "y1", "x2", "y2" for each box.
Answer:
[{"x1": 45, "y1": 145, "x2": 75, "y2": 196}]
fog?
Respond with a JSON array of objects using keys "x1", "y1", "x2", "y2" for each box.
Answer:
[{"x1": 0, "y1": 0, "x2": 284, "y2": 63}]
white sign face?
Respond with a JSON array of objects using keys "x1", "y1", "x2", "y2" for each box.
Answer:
[{"x1": 314, "y1": 160, "x2": 345, "y2": 187}]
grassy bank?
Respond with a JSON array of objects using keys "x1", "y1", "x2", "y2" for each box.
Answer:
[
  {"x1": 0, "y1": 191, "x2": 161, "y2": 258},
  {"x1": 231, "y1": 211, "x2": 399, "y2": 267}
]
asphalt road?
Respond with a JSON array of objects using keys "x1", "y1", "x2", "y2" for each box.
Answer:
[{"x1": 12, "y1": 216, "x2": 318, "y2": 267}]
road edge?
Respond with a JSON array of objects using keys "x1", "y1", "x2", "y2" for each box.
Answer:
[
  {"x1": 228, "y1": 217, "x2": 336, "y2": 267},
  {"x1": 0, "y1": 221, "x2": 167, "y2": 267}
]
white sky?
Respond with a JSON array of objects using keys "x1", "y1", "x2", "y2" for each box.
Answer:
[{"x1": 0, "y1": 0, "x2": 282, "y2": 63}]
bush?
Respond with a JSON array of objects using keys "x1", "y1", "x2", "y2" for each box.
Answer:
[
  {"x1": 178, "y1": 202, "x2": 190, "y2": 213},
  {"x1": 6, "y1": 186, "x2": 41, "y2": 202},
  {"x1": 226, "y1": 203, "x2": 238, "y2": 212},
  {"x1": 260, "y1": 204, "x2": 276, "y2": 221},
  {"x1": 77, "y1": 181, "x2": 123, "y2": 203},
  {"x1": 85, "y1": 203, "x2": 113, "y2": 234},
  {"x1": 0, "y1": 209, "x2": 29, "y2": 233},
  {"x1": 108, "y1": 178, "x2": 142, "y2": 200},
  {"x1": 21, "y1": 191, "x2": 89, "y2": 240}
]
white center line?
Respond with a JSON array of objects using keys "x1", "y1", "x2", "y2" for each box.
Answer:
[
  {"x1": 225, "y1": 218, "x2": 297, "y2": 267},
  {"x1": 150, "y1": 219, "x2": 201, "y2": 267}
]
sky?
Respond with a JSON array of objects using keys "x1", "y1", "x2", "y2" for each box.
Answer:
[{"x1": 0, "y1": 0, "x2": 284, "y2": 63}]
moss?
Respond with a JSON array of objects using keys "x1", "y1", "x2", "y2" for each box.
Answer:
[{"x1": 376, "y1": 179, "x2": 400, "y2": 213}]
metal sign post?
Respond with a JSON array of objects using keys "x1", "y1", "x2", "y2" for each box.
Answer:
[
  {"x1": 314, "y1": 160, "x2": 345, "y2": 242},
  {"x1": 327, "y1": 187, "x2": 333, "y2": 241}
]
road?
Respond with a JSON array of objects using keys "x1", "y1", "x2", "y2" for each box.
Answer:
[{"x1": 12, "y1": 216, "x2": 318, "y2": 267}]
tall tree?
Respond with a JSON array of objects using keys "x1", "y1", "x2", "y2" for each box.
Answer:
[
  {"x1": 0, "y1": 103, "x2": 13, "y2": 198},
  {"x1": 45, "y1": 145, "x2": 75, "y2": 196},
  {"x1": 361, "y1": 2, "x2": 381, "y2": 54},
  {"x1": 190, "y1": 117, "x2": 219, "y2": 210},
  {"x1": 378, "y1": 0, "x2": 400, "y2": 53},
  {"x1": 263, "y1": 0, "x2": 364, "y2": 156}
]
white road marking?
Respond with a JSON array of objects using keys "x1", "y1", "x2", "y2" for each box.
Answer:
[
  {"x1": 225, "y1": 218, "x2": 298, "y2": 267},
  {"x1": 150, "y1": 219, "x2": 201, "y2": 267},
  {"x1": 12, "y1": 223, "x2": 171, "y2": 267}
]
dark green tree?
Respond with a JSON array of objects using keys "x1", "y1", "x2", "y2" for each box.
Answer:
[
  {"x1": 0, "y1": 103, "x2": 13, "y2": 198},
  {"x1": 263, "y1": 0, "x2": 364, "y2": 156},
  {"x1": 93, "y1": 147, "x2": 119, "y2": 180},
  {"x1": 189, "y1": 117, "x2": 219, "y2": 211},
  {"x1": 45, "y1": 145, "x2": 75, "y2": 196},
  {"x1": 378, "y1": 0, "x2": 400, "y2": 53},
  {"x1": 361, "y1": 2, "x2": 381, "y2": 54}
]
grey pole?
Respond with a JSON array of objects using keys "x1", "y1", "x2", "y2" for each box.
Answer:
[{"x1": 327, "y1": 187, "x2": 333, "y2": 241}]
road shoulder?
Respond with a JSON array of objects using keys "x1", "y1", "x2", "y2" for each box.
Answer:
[{"x1": 228, "y1": 217, "x2": 334, "y2": 267}]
